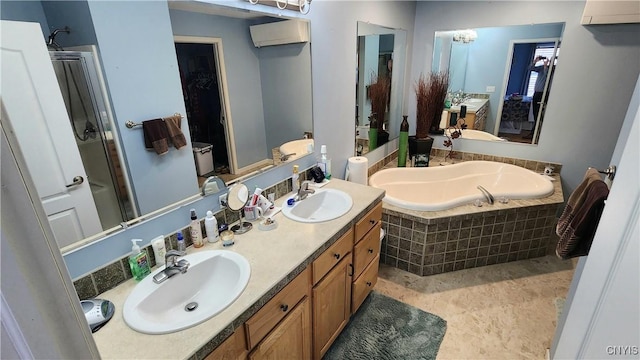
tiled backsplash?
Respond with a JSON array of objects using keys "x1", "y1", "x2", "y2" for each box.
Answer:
[{"x1": 73, "y1": 170, "x2": 307, "y2": 299}]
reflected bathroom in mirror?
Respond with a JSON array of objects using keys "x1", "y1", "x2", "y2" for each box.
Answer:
[
  {"x1": 355, "y1": 21, "x2": 407, "y2": 156},
  {"x1": 432, "y1": 22, "x2": 564, "y2": 145},
  {"x1": 171, "y1": 1, "x2": 313, "y2": 185},
  {"x1": 5, "y1": 1, "x2": 313, "y2": 253}
]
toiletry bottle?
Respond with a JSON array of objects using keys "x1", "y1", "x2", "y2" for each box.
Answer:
[
  {"x1": 398, "y1": 115, "x2": 409, "y2": 167},
  {"x1": 177, "y1": 231, "x2": 186, "y2": 252},
  {"x1": 319, "y1": 145, "x2": 332, "y2": 179},
  {"x1": 205, "y1": 211, "x2": 219, "y2": 243},
  {"x1": 190, "y1": 209, "x2": 204, "y2": 248},
  {"x1": 128, "y1": 239, "x2": 151, "y2": 281},
  {"x1": 292, "y1": 165, "x2": 300, "y2": 193},
  {"x1": 151, "y1": 236, "x2": 167, "y2": 265}
]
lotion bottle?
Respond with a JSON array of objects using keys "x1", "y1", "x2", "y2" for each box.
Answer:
[
  {"x1": 205, "y1": 211, "x2": 219, "y2": 243},
  {"x1": 190, "y1": 209, "x2": 204, "y2": 248},
  {"x1": 177, "y1": 231, "x2": 186, "y2": 252},
  {"x1": 128, "y1": 239, "x2": 151, "y2": 281},
  {"x1": 319, "y1": 145, "x2": 332, "y2": 179},
  {"x1": 150, "y1": 236, "x2": 167, "y2": 265},
  {"x1": 292, "y1": 165, "x2": 300, "y2": 193}
]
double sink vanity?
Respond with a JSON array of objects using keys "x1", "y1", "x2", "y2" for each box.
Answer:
[{"x1": 92, "y1": 179, "x2": 384, "y2": 359}]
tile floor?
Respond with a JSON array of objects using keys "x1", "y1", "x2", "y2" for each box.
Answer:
[{"x1": 375, "y1": 255, "x2": 576, "y2": 359}]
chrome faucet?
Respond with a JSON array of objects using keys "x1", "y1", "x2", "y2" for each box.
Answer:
[
  {"x1": 280, "y1": 153, "x2": 296, "y2": 162},
  {"x1": 295, "y1": 180, "x2": 315, "y2": 201},
  {"x1": 153, "y1": 250, "x2": 190, "y2": 284},
  {"x1": 477, "y1": 185, "x2": 495, "y2": 205}
]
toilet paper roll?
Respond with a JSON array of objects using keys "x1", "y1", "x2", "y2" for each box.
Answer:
[{"x1": 345, "y1": 156, "x2": 368, "y2": 185}]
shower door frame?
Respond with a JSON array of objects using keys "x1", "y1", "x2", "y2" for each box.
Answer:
[{"x1": 51, "y1": 47, "x2": 138, "y2": 223}]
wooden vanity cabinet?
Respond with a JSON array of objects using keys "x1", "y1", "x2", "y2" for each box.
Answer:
[
  {"x1": 311, "y1": 229, "x2": 353, "y2": 360},
  {"x1": 205, "y1": 328, "x2": 248, "y2": 360},
  {"x1": 351, "y1": 202, "x2": 382, "y2": 313},
  {"x1": 245, "y1": 267, "x2": 311, "y2": 360}
]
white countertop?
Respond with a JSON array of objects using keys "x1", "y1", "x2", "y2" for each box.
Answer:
[
  {"x1": 92, "y1": 179, "x2": 384, "y2": 359},
  {"x1": 448, "y1": 98, "x2": 489, "y2": 113}
]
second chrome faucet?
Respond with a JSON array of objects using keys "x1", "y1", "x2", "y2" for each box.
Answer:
[{"x1": 477, "y1": 185, "x2": 495, "y2": 205}]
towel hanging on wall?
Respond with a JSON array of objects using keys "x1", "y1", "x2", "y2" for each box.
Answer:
[
  {"x1": 143, "y1": 118, "x2": 170, "y2": 155},
  {"x1": 556, "y1": 179, "x2": 609, "y2": 259},
  {"x1": 163, "y1": 115, "x2": 187, "y2": 150}
]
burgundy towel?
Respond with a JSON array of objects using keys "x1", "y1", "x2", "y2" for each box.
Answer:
[
  {"x1": 556, "y1": 168, "x2": 601, "y2": 237},
  {"x1": 164, "y1": 115, "x2": 187, "y2": 150},
  {"x1": 143, "y1": 118, "x2": 170, "y2": 155},
  {"x1": 556, "y1": 180, "x2": 609, "y2": 259}
]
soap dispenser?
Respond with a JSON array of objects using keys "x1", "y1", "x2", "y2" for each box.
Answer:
[{"x1": 128, "y1": 239, "x2": 151, "y2": 281}]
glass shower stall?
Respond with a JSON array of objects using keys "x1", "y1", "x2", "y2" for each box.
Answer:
[{"x1": 49, "y1": 49, "x2": 136, "y2": 231}]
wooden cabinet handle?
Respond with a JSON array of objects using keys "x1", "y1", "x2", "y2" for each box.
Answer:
[
  {"x1": 366, "y1": 281, "x2": 372, "y2": 287},
  {"x1": 280, "y1": 304, "x2": 288, "y2": 312},
  {"x1": 334, "y1": 253, "x2": 340, "y2": 260},
  {"x1": 368, "y1": 248, "x2": 374, "y2": 253}
]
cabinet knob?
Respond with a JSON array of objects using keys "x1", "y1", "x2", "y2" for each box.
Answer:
[
  {"x1": 334, "y1": 253, "x2": 340, "y2": 260},
  {"x1": 369, "y1": 219, "x2": 376, "y2": 225},
  {"x1": 280, "y1": 304, "x2": 288, "y2": 312},
  {"x1": 366, "y1": 281, "x2": 372, "y2": 287},
  {"x1": 368, "y1": 248, "x2": 374, "y2": 253}
]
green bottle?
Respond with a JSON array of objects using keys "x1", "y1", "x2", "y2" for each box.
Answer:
[
  {"x1": 398, "y1": 115, "x2": 409, "y2": 167},
  {"x1": 128, "y1": 239, "x2": 151, "y2": 281},
  {"x1": 368, "y1": 114, "x2": 378, "y2": 151}
]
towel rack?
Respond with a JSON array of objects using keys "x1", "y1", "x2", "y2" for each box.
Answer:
[
  {"x1": 125, "y1": 113, "x2": 184, "y2": 129},
  {"x1": 592, "y1": 165, "x2": 616, "y2": 181}
]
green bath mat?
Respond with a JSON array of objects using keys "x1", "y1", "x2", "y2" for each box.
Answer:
[{"x1": 324, "y1": 291, "x2": 447, "y2": 360}]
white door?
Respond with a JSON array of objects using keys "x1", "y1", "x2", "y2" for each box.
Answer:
[{"x1": 1, "y1": 20, "x2": 102, "y2": 248}]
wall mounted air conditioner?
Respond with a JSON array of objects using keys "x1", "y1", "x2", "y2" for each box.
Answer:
[
  {"x1": 249, "y1": 20, "x2": 310, "y2": 48},
  {"x1": 581, "y1": 0, "x2": 640, "y2": 24}
]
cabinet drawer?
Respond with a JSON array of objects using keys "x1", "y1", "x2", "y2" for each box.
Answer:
[
  {"x1": 351, "y1": 254, "x2": 379, "y2": 313},
  {"x1": 312, "y1": 228, "x2": 353, "y2": 285},
  {"x1": 354, "y1": 202, "x2": 382, "y2": 243},
  {"x1": 353, "y1": 222, "x2": 381, "y2": 279},
  {"x1": 245, "y1": 267, "x2": 310, "y2": 349}
]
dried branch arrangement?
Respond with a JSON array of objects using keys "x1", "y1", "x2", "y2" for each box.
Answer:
[
  {"x1": 367, "y1": 73, "x2": 391, "y2": 131},
  {"x1": 415, "y1": 71, "x2": 449, "y2": 139}
]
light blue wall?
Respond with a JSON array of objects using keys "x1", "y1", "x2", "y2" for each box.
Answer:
[
  {"x1": 40, "y1": 1, "x2": 97, "y2": 47},
  {"x1": 410, "y1": 1, "x2": 640, "y2": 199},
  {"x1": 260, "y1": 42, "x2": 313, "y2": 154},
  {"x1": 87, "y1": 1, "x2": 199, "y2": 215},
  {"x1": 169, "y1": 9, "x2": 269, "y2": 168},
  {"x1": 0, "y1": 1, "x2": 49, "y2": 37},
  {"x1": 463, "y1": 23, "x2": 564, "y2": 132}
]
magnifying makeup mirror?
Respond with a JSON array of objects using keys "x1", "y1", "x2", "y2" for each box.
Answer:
[{"x1": 227, "y1": 183, "x2": 252, "y2": 234}]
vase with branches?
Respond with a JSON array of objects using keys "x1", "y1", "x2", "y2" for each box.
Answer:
[
  {"x1": 367, "y1": 73, "x2": 391, "y2": 145},
  {"x1": 410, "y1": 71, "x2": 449, "y2": 166}
]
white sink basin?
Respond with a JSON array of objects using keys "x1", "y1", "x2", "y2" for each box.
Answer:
[
  {"x1": 282, "y1": 188, "x2": 353, "y2": 223},
  {"x1": 279, "y1": 139, "x2": 314, "y2": 161},
  {"x1": 123, "y1": 250, "x2": 250, "y2": 334},
  {"x1": 463, "y1": 98, "x2": 484, "y2": 104}
]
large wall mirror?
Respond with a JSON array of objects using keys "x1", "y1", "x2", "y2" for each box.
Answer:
[
  {"x1": 432, "y1": 22, "x2": 564, "y2": 145},
  {"x1": 355, "y1": 21, "x2": 407, "y2": 156},
  {"x1": 5, "y1": 1, "x2": 313, "y2": 254}
]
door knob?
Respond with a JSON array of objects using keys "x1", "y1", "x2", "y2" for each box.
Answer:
[{"x1": 65, "y1": 176, "x2": 84, "y2": 188}]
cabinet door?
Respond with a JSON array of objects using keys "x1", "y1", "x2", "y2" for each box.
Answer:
[
  {"x1": 312, "y1": 253, "x2": 352, "y2": 360},
  {"x1": 205, "y1": 328, "x2": 248, "y2": 360},
  {"x1": 249, "y1": 297, "x2": 311, "y2": 360},
  {"x1": 352, "y1": 254, "x2": 380, "y2": 314}
]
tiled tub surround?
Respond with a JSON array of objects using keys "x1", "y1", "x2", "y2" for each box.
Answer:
[
  {"x1": 377, "y1": 152, "x2": 564, "y2": 276},
  {"x1": 85, "y1": 179, "x2": 384, "y2": 360}
]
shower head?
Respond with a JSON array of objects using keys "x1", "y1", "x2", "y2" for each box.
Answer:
[{"x1": 47, "y1": 26, "x2": 70, "y2": 50}]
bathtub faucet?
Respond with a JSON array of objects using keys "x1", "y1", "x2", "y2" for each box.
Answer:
[{"x1": 477, "y1": 185, "x2": 495, "y2": 205}]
